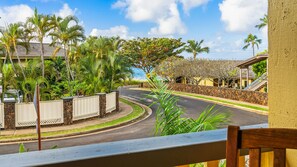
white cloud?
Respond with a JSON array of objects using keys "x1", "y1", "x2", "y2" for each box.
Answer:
[
  {"x1": 0, "y1": 4, "x2": 34, "y2": 26},
  {"x1": 179, "y1": 0, "x2": 210, "y2": 13},
  {"x1": 149, "y1": 3, "x2": 186, "y2": 36},
  {"x1": 113, "y1": 0, "x2": 199, "y2": 36},
  {"x1": 219, "y1": 0, "x2": 267, "y2": 32},
  {"x1": 112, "y1": 0, "x2": 127, "y2": 9},
  {"x1": 90, "y1": 25, "x2": 132, "y2": 39},
  {"x1": 55, "y1": 3, "x2": 77, "y2": 18}
]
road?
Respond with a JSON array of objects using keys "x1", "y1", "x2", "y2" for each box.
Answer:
[{"x1": 0, "y1": 87, "x2": 267, "y2": 155}]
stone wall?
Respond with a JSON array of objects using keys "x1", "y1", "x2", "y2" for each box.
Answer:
[
  {"x1": 142, "y1": 83, "x2": 268, "y2": 106},
  {"x1": 4, "y1": 101, "x2": 16, "y2": 130},
  {"x1": 63, "y1": 97, "x2": 73, "y2": 125}
]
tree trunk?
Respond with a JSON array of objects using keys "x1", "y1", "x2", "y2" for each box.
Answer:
[
  {"x1": 13, "y1": 43, "x2": 26, "y2": 79},
  {"x1": 252, "y1": 44, "x2": 255, "y2": 56},
  {"x1": 7, "y1": 51, "x2": 17, "y2": 73},
  {"x1": 40, "y1": 40, "x2": 45, "y2": 77},
  {"x1": 63, "y1": 44, "x2": 73, "y2": 95}
]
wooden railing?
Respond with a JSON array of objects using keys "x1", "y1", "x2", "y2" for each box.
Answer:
[{"x1": 0, "y1": 124, "x2": 269, "y2": 167}]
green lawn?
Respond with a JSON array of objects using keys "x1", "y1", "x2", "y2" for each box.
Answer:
[{"x1": 0, "y1": 98, "x2": 145, "y2": 141}]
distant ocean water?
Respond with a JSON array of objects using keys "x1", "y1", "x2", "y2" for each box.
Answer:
[{"x1": 132, "y1": 68, "x2": 146, "y2": 80}]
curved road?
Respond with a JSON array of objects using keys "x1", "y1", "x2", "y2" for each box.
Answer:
[{"x1": 0, "y1": 87, "x2": 267, "y2": 154}]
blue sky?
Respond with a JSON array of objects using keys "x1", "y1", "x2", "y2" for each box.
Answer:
[{"x1": 0, "y1": 0, "x2": 268, "y2": 60}]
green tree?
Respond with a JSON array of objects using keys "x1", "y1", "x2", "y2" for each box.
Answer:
[
  {"x1": 255, "y1": 14, "x2": 268, "y2": 30},
  {"x1": 0, "y1": 25, "x2": 17, "y2": 72},
  {"x1": 50, "y1": 15, "x2": 85, "y2": 81},
  {"x1": 184, "y1": 40, "x2": 209, "y2": 59},
  {"x1": 104, "y1": 52, "x2": 132, "y2": 92},
  {"x1": 26, "y1": 8, "x2": 55, "y2": 77},
  {"x1": 252, "y1": 60, "x2": 267, "y2": 78},
  {"x1": 122, "y1": 37, "x2": 185, "y2": 75},
  {"x1": 148, "y1": 76, "x2": 230, "y2": 136},
  {"x1": 6, "y1": 23, "x2": 27, "y2": 79},
  {"x1": 242, "y1": 34, "x2": 262, "y2": 56}
]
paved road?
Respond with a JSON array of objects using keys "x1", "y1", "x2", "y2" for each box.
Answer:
[{"x1": 0, "y1": 87, "x2": 267, "y2": 155}]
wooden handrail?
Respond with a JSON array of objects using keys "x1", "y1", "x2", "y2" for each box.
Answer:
[{"x1": 0, "y1": 124, "x2": 268, "y2": 167}]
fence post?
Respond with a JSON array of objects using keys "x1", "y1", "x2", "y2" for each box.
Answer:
[
  {"x1": 63, "y1": 97, "x2": 73, "y2": 125},
  {"x1": 4, "y1": 100, "x2": 16, "y2": 130},
  {"x1": 97, "y1": 93, "x2": 106, "y2": 118},
  {"x1": 113, "y1": 90, "x2": 120, "y2": 112}
]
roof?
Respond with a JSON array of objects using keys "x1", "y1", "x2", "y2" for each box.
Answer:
[
  {"x1": 1, "y1": 43, "x2": 65, "y2": 59},
  {"x1": 237, "y1": 54, "x2": 268, "y2": 68}
]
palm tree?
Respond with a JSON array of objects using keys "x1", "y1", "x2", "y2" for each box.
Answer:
[
  {"x1": 184, "y1": 40, "x2": 209, "y2": 59},
  {"x1": 104, "y1": 52, "x2": 132, "y2": 92},
  {"x1": 50, "y1": 15, "x2": 85, "y2": 81},
  {"x1": 26, "y1": 8, "x2": 55, "y2": 77},
  {"x1": 0, "y1": 26, "x2": 17, "y2": 73},
  {"x1": 255, "y1": 14, "x2": 268, "y2": 30},
  {"x1": 243, "y1": 34, "x2": 262, "y2": 56},
  {"x1": 6, "y1": 23, "x2": 27, "y2": 79}
]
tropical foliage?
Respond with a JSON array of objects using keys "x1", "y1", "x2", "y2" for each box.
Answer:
[
  {"x1": 0, "y1": 11, "x2": 133, "y2": 102},
  {"x1": 184, "y1": 40, "x2": 209, "y2": 59},
  {"x1": 147, "y1": 76, "x2": 230, "y2": 136},
  {"x1": 242, "y1": 34, "x2": 262, "y2": 56},
  {"x1": 255, "y1": 14, "x2": 268, "y2": 30},
  {"x1": 121, "y1": 37, "x2": 185, "y2": 75}
]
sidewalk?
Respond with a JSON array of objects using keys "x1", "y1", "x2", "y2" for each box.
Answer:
[{"x1": 0, "y1": 102, "x2": 133, "y2": 136}]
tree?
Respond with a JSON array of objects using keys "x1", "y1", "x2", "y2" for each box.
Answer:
[
  {"x1": 121, "y1": 37, "x2": 185, "y2": 75},
  {"x1": 0, "y1": 26, "x2": 17, "y2": 73},
  {"x1": 6, "y1": 23, "x2": 27, "y2": 79},
  {"x1": 184, "y1": 40, "x2": 209, "y2": 59},
  {"x1": 154, "y1": 56, "x2": 184, "y2": 82},
  {"x1": 148, "y1": 76, "x2": 230, "y2": 136},
  {"x1": 26, "y1": 8, "x2": 55, "y2": 77},
  {"x1": 242, "y1": 34, "x2": 262, "y2": 56},
  {"x1": 50, "y1": 15, "x2": 85, "y2": 81},
  {"x1": 255, "y1": 14, "x2": 268, "y2": 30}
]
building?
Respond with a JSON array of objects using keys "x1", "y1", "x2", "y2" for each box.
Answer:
[
  {"x1": 0, "y1": 43, "x2": 65, "y2": 61},
  {"x1": 236, "y1": 54, "x2": 268, "y2": 91}
]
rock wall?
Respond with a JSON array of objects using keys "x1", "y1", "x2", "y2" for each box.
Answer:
[{"x1": 142, "y1": 83, "x2": 268, "y2": 106}]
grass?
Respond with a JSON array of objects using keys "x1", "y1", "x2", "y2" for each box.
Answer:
[
  {"x1": 133, "y1": 88, "x2": 268, "y2": 112},
  {"x1": 0, "y1": 98, "x2": 145, "y2": 141}
]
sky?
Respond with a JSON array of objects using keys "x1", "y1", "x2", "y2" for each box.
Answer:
[{"x1": 0, "y1": 0, "x2": 268, "y2": 60}]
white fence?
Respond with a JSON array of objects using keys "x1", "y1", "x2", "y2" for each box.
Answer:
[
  {"x1": 0, "y1": 104, "x2": 4, "y2": 128},
  {"x1": 73, "y1": 96, "x2": 99, "y2": 121},
  {"x1": 106, "y1": 92, "x2": 116, "y2": 113},
  {"x1": 15, "y1": 100, "x2": 64, "y2": 127}
]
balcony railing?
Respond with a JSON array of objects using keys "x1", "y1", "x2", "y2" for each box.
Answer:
[{"x1": 0, "y1": 124, "x2": 268, "y2": 167}]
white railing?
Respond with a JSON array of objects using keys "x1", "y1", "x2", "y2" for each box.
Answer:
[
  {"x1": 0, "y1": 104, "x2": 4, "y2": 128},
  {"x1": 15, "y1": 100, "x2": 64, "y2": 127},
  {"x1": 73, "y1": 96, "x2": 99, "y2": 121},
  {"x1": 106, "y1": 92, "x2": 116, "y2": 113}
]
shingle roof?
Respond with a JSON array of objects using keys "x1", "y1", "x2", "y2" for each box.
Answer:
[{"x1": 1, "y1": 43, "x2": 65, "y2": 59}]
